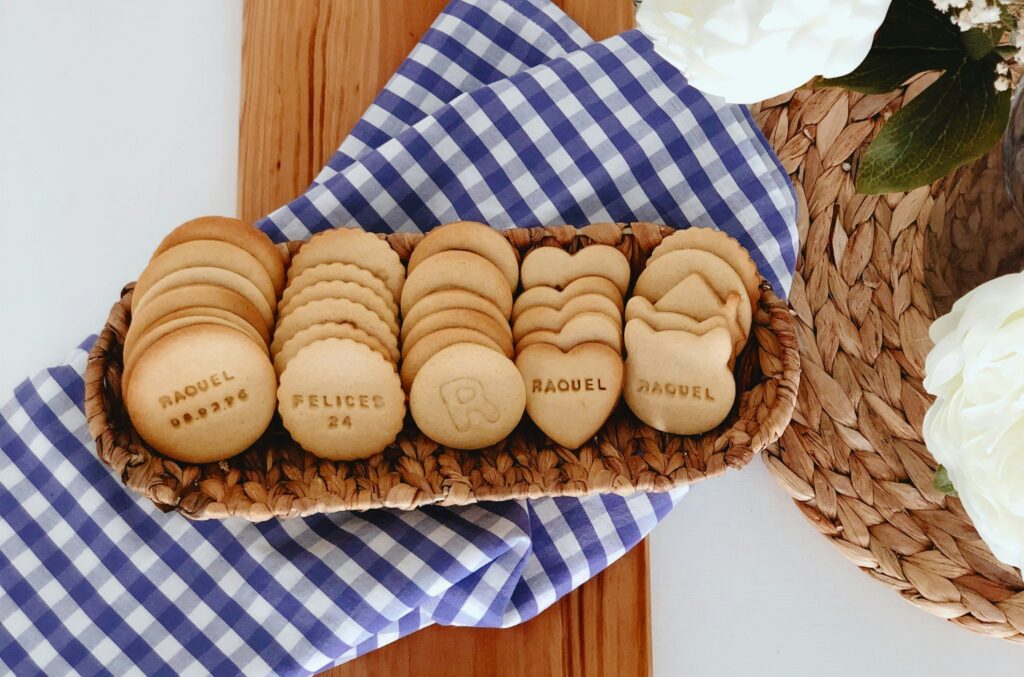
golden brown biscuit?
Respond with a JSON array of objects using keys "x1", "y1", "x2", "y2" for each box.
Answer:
[
  {"x1": 400, "y1": 327, "x2": 504, "y2": 390},
  {"x1": 402, "y1": 308, "x2": 513, "y2": 358},
  {"x1": 278, "y1": 280, "x2": 399, "y2": 337},
  {"x1": 512, "y1": 276, "x2": 624, "y2": 321},
  {"x1": 407, "y1": 221, "x2": 519, "y2": 289},
  {"x1": 271, "y1": 297, "x2": 399, "y2": 363},
  {"x1": 152, "y1": 216, "x2": 286, "y2": 297},
  {"x1": 515, "y1": 342, "x2": 623, "y2": 449},
  {"x1": 400, "y1": 251, "x2": 513, "y2": 319},
  {"x1": 281, "y1": 262, "x2": 398, "y2": 319},
  {"x1": 128, "y1": 284, "x2": 270, "y2": 346},
  {"x1": 125, "y1": 324, "x2": 277, "y2": 462},
  {"x1": 400, "y1": 289, "x2": 508, "y2": 343},
  {"x1": 409, "y1": 343, "x2": 525, "y2": 450},
  {"x1": 512, "y1": 294, "x2": 622, "y2": 343},
  {"x1": 288, "y1": 228, "x2": 405, "y2": 302},
  {"x1": 274, "y1": 322, "x2": 394, "y2": 376},
  {"x1": 519, "y1": 245, "x2": 630, "y2": 295},
  {"x1": 648, "y1": 227, "x2": 760, "y2": 309},
  {"x1": 277, "y1": 338, "x2": 405, "y2": 461},
  {"x1": 132, "y1": 266, "x2": 274, "y2": 330},
  {"x1": 516, "y1": 312, "x2": 622, "y2": 353}
]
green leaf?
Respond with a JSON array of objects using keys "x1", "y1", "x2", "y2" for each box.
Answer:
[
  {"x1": 961, "y1": 27, "x2": 998, "y2": 60},
  {"x1": 933, "y1": 465, "x2": 958, "y2": 497},
  {"x1": 820, "y1": 50, "x2": 963, "y2": 94},
  {"x1": 873, "y1": 0, "x2": 962, "y2": 51},
  {"x1": 856, "y1": 54, "x2": 1010, "y2": 194}
]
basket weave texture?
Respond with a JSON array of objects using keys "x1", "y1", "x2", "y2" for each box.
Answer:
[
  {"x1": 85, "y1": 222, "x2": 800, "y2": 521},
  {"x1": 753, "y1": 77, "x2": 1024, "y2": 642}
]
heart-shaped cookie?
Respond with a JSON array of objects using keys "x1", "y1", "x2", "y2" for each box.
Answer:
[
  {"x1": 516, "y1": 312, "x2": 622, "y2": 353},
  {"x1": 520, "y1": 245, "x2": 630, "y2": 295},
  {"x1": 512, "y1": 276, "x2": 624, "y2": 320},
  {"x1": 516, "y1": 342, "x2": 623, "y2": 449},
  {"x1": 512, "y1": 293, "x2": 622, "y2": 343}
]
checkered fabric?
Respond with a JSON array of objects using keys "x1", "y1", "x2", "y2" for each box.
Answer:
[{"x1": 0, "y1": 0, "x2": 796, "y2": 674}]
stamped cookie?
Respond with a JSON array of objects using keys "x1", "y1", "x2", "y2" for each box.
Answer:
[
  {"x1": 271, "y1": 297, "x2": 399, "y2": 363},
  {"x1": 152, "y1": 216, "x2": 286, "y2": 297},
  {"x1": 648, "y1": 227, "x2": 760, "y2": 309},
  {"x1": 277, "y1": 338, "x2": 405, "y2": 461},
  {"x1": 409, "y1": 343, "x2": 525, "y2": 450},
  {"x1": 274, "y1": 322, "x2": 394, "y2": 376},
  {"x1": 407, "y1": 221, "x2": 519, "y2": 289},
  {"x1": 400, "y1": 251, "x2": 513, "y2": 319},
  {"x1": 400, "y1": 327, "x2": 505, "y2": 390},
  {"x1": 135, "y1": 239, "x2": 277, "y2": 311},
  {"x1": 279, "y1": 280, "x2": 399, "y2": 337},
  {"x1": 515, "y1": 342, "x2": 623, "y2": 449},
  {"x1": 512, "y1": 294, "x2": 622, "y2": 343},
  {"x1": 125, "y1": 324, "x2": 277, "y2": 463},
  {"x1": 131, "y1": 266, "x2": 275, "y2": 330},
  {"x1": 129, "y1": 284, "x2": 270, "y2": 346},
  {"x1": 281, "y1": 262, "x2": 398, "y2": 318},
  {"x1": 400, "y1": 289, "x2": 508, "y2": 343},
  {"x1": 512, "y1": 276, "x2": 624, "y2": 321},
  {"x1": 516, "y1": 312, "x2": 622, "y2": 353},
  {"x1": 519, "y1": 245, "x2": 630, "y2": 295},
  {"x1": 288, "y1": 228, "x2": 405, "y2": 302},
  {"x1": 623, "y1": 320, "x2": 736, "y2": 435},
  {"x1": 625, "y1": 297, "x2": 736, "y2": 342},
  {"x1": 402, "y1": 308, "x2": 513, "y2": 358}
]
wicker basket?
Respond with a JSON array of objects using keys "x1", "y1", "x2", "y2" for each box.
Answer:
[
  {"x1": 85, "y1": 222, "x2": 800, "y2": 521},
  {"x1": 753, "y1": 78, "x2": 1024, "y2": 642}
]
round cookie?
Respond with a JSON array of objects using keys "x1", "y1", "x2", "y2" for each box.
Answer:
[
  {"x1": 135, "y1": 240, "x2": 276, "y2": 311},
  {"x1": 400, "y1": 251, "x2": 513, "y2": 319},
  {"x1": 407, "y1": 221, "x2": 519, "y2": 289},
  {"x1": 281, "y1": 262, "x2": 398, "y2": 318},
  {"x1": 400, "y1": 290, "x2": 508, "y2": 343},
  {"x1": 519, "y1": 245, "x2": 630, "y2": 295},
  {"x1": 288, "y1": 228, "x2": 405, "y2": 302},
  {"x1": 152, "y1": 216, "x2": 286, "y2": 297},
  {"x1": 409, "y1": 343, "x2": 526, "y2": 450},
  {"x1": 271, "y1": 297, "x2": 399, "y2": 363},
  {"x1": 648, "y1": 227, "x2": 760, "y2": 309},
  {"x1": 512, "y1": 294, "x2": 622, "y2": 343},
  {"x1": 512, "y1": 276, "x2": 624, "y2": 321},
  {"x1": 279, "y1": 280, "x2": 399, "y2": 336},
  {"x1": 125, "y1": 324, "x2": 277, "y2": 463},
  {"x1": 277, "y1": 338, "x2": 406, "y2": 461},
  {"x1": 274, "y1": 322, "x2": 394, "y2": 376},
  {"x1": 400, "y1": 327, "x2": 505, "y2": 390},
  {"x1": 129, "y1": 284, "x2": 270, "y2": 346},
  {"x1": 516, "y1": 312, "x2": 622, "y2": 353},
  {"x1": 132, "y1": 266, "x2": 274, "y2": 330},
  {"x1": 402, "y1": 308, "x2": 513, "y2": 358},
  {"x1": 124, "y1": 306, "x2": 268, "y2": 373}
]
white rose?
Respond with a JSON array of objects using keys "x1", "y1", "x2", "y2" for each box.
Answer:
[
  {"x1": 923, "y1": 272, "x2": 1024, "y2": 573},
  {"x1": 636, "y1": 0, "x2": 892, "y2": 104}
]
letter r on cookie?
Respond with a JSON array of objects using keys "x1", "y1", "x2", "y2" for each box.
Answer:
[{"x1": 440, "y1": 378, "x2": 500, "y2": 431}]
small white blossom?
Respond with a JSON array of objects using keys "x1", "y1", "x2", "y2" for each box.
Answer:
[
  {"x1": 996, "y1": 75, "x2": 1011, "y2": 90},
  {"x1": 997, "y1": 61, "x2": 1010, "y2": 74}
]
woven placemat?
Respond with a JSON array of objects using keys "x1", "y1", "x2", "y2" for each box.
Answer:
[{"x1": 753, "y1": 77, "x2": 1024, "y2": 642}]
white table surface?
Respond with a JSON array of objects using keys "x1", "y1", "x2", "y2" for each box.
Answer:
[{"x1": 1, "y1": 2, "x2": 1021, "y2": 675}]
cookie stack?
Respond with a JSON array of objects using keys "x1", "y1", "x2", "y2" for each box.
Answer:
[
  {"x1": 623, "y1": 228, "x2": 759, "y2": 435},
  {"x1": 403, "y1": 222, "x2": 525, "y2": 450},
  {"x1": 123, "y1": 216, "x2": 283, "y2": 463},
  {"x1": 513, "y1": 245, "x2": 630, "y2": 449},
  {"x1": 274, "y1": 228, "x2": 407, "y2": 461}
]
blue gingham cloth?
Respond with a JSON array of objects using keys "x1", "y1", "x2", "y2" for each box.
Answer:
[{"x1": 0, "y1": 1, "x2": 797, "y2": 674}]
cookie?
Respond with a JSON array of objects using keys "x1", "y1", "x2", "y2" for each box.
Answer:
[
  {"x1": 400, "y1": 251, "x2": 513, "y2": 319},
  {"x1": 515, "y1": 342, "x2": 623, "y2": 449},
  {"x1": 271, "y1": 297, "x2": 399, "y2": 363},
  {"x1": 401, "y1": 308, "x2": 513, "y2": 358},
  {"x1": 409, "y1": 343, "x2": 525, "y2": 450},
  {"x1": 125, "y1": 324, "x2": 277, "y2": 463},
  {"x1": 279, "y1": 280, "x2": 399, "y2": 337},
  {"x1": 623, "y1": 319, "x2": 736, "y2": 435},
  {"x1": 516, "y1": 312, "x2": 622, "y2": 353},
  {"x1": 131, "y1": 266, "x2": 275, "y2": 330},
  {"x1": 288, "y1": 228, "x2": 405, "y2": 302},
  {"x1": 135, "y1": 239, "x2": 277, "y2": 311},
  {"x1": 625, "y1": 296, "x2": 736, "y2": 340},
  {"x1": 407, "y1": 221, "x2": 519, "y2": 289},
  {"x1": 277, "y1": 338, "x2": 405, "y2": 461},
  {"x1": 512, "y1": 276, "x2": 624, "y2": 321},
  {"x1": 400, "y1": 289, "x2": 508, "y2": 343},
  {"x1": 152, "y1": 216, "x2": 286, "y2": 297},
  {"x1": 129, "y1": 284, "x2": 270, "y2": 347},
  {"x1": 400, "y1": 327, "x2": 505, "y2": 390},
  {"x1": 281, "y1": 262, "x2": 398, "y2": 319},
  {"x1": 519, "y1": 245, "x2": 630, "y2": 295},
  {"x1": 648, "y1": 227, "x2": 760, "y2": 309},
  {"x1": 512, "y1": 294, "x2": 622, "y2": 343},
  {"x1": 274, "y1": 322, "x2": 394, "y2": 376}
]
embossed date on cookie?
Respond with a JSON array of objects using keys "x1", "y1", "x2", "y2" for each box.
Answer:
[
  {"x1": 169, "y1": 388, "x2": 249, "y2": 428},
  {"x1": 530, "y1": 377, "x2": 610, "y2": 393},
  {"x1": 634, "y1": 380, "x2": 716, "y2": 400},
  {"x1": 158, "y1": 371, "x2": 235, "y2": 408}
]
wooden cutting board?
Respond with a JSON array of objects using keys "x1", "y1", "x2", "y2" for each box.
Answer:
[{"x1": 237, "y1": 2, "x2": 648, "y2": 675}]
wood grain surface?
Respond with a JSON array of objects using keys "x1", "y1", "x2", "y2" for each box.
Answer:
[{"x1": 238, "y1": 2, "x2": 647, "y2": 675}]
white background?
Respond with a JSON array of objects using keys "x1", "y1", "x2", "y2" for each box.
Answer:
[{"x1": 1, "y1": 2, "x2": 1021, "y2": 675}]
